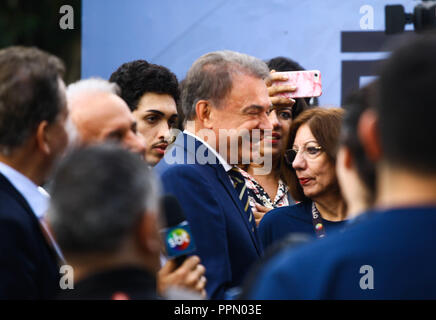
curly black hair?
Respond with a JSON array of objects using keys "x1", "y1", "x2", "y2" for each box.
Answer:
[{"x1": 109, "y1": 60, "x2": 179, "y2": 112}]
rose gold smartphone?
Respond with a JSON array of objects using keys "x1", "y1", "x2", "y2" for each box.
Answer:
[{"x1": 273, "y1": 70, "x2": 322, "y2": 98}]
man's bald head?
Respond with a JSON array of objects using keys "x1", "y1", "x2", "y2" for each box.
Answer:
[{"x1": 67, "y1": 78, "x2": 146, "y2": 155}]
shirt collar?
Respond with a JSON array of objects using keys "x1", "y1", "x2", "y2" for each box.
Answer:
[
  {"x1": 0, "y1": 161, "x2": 49, "y2": 219},
  {"x1": 183, "y1": 130, "x2": 233, "y2": 172}
]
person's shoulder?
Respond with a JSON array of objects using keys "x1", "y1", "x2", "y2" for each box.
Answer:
[
  {"x1": 0, "y1": 189, "x2": 30, "y2": 223},
  {"x1": 0, "y1": 194, "x2": 35, "y2": 251},
  {"x1": 265, "y1": 201, "x2": 312, "y2": 223},
  {"x1": 155, "y1": 161, "x2": 214, "y2": 184},
  {"x1": 258, "y1": 202, "x2": 313, "y2": 239}
]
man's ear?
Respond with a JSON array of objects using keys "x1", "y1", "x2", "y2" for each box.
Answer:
[
  {"x1": 339, "y1": 146, "x2": 353, "y2": 169},
  {"x1": 195, "y1": 100, "x2": 213, "y2": 129},
  {"x1": 136, "y1": 212, "x2": 161, "y2": 255},
  {"x1": 358, "y1": 109, "x2": 382, "y2": 162},
  {"x1": 35, "y1": 121, "x2": 51, "y2": 155}
]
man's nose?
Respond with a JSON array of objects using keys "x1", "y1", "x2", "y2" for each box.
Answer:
[
  {"x1": 157, "y1": 121, "x2": 171, "y2": 141},
  {"x1": 259, "y1": 111, "x2": 273, "y2": 130}
]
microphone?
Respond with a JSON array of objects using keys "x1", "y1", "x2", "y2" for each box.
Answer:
[{"x1": 160, "y1": 195, "x2": 196, "y2": 266}]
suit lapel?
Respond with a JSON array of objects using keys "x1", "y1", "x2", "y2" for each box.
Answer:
[
  {"x1": 0, "y1": 173, "x2": 36, "y2": 219},
  {"x1": 0, "y1": 173, "x2": 61, "y2": 263},
  {"x1": 175, "y1": 132, "x2": 262, "y2": 255}
]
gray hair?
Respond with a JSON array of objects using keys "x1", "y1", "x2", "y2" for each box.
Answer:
[
  {"x1": 0, "y1": 46, "x2": 65, "y2": 155},
  {"x1": 66, "y1": 77, "x2": 121, "y2": 102},
  {"x1": 181, "y1": 50, "x2": 269, "y2": 122},
  {"x1": 65, "y1": 77, "x2": 121, "y2": 147},
  {"x1": 47, "y1": 144, "x2": 160, "y2": 254}
]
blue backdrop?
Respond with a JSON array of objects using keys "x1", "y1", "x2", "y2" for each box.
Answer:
[{"x1": 82, "y1": 0, "x2": 415, "y2": 106}]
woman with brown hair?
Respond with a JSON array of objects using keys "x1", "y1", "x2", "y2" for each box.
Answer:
[{"x1": 258, "y1": 107, "x2": 347, "y2": 250}]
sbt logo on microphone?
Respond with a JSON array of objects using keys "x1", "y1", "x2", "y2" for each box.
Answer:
[
  {"x1": 168, "y1": 228, "x2": 190, "y2": 250},
  {"x1": 165, "y1": 222, "x2": 196, "y2": 258}
]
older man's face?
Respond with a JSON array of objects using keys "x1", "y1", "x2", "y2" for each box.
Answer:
[
  {"x1": 69, "y1": 92, "x2": 146, "y2": 156},
  {"x1": 208, "y1": 73, "x2": 273, "y2": 164}
]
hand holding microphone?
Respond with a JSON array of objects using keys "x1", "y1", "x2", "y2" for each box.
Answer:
[
  {"x1": 157, "y1": 195, "x2": 207, "y2": 298},
  {"x1": 158, "y1": 256, "x2": 207, "y2": 298}
]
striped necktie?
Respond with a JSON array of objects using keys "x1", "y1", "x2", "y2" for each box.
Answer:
[{"x1": 228, "y1": 167, "x2": 256, "y2": 231}]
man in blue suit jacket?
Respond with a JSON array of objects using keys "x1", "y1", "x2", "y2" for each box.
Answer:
[
  {"x1": 155, "y1": 50, "x2": 274, "y2": 299},
  {"x1": 246, "y1": 34, "x2": 436, "y2": 299},
  {"x1": 0, "y1": 47, "x2": 68, "y2": 299}
]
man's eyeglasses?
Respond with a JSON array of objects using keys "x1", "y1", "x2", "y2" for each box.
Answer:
[{"x1": 284, "y1": 141, "x2": 323, "y2": 165}]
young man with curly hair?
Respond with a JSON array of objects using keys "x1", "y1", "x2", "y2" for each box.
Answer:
[{"x1": 110, "y1": 60, "x2": 179, "y2": 166}]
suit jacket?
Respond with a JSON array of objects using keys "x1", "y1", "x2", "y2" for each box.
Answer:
[
  {"x1": 58, "y1": 266, "x2": 158, "y2": 300},
  {"x1": 0, "y1": 173, "x2": 59, "y2": 299},
  {"x1": 154, "y1": 132, "x2": 263, "y2": 299}
]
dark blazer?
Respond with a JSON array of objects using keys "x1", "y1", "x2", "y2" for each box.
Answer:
[
  {"x1": 259, "y1": 201, "x2": 347, "y2": 250},
  {"x1": 58, "y1": 267, "x2": 158, "y2": 300},
  {"x1": 0, "y1": 173, "x2": 59, "y2": 299},
  {"x1": 154, "y1": 132, "x2": 263, "y2": 299}
]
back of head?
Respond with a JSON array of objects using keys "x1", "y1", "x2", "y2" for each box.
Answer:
[
  {"x1": 0, "y1": 46, "x2": 65, "y2": 154},
  {"x1": 109, "y1": 60, "x2": 180, "y2": 112},
  {"x1": 181, "y1": 50, "x2": 269, "y2": 122},
  {"x1": 342, "y1": 82, "x2": 377, "y2": 197},
  {"x1": 377, "y1": 33, "x2": 436, "y2": 173},
  {"x1": 48, "y1": 144, "x2": 159, "y2": 255}
]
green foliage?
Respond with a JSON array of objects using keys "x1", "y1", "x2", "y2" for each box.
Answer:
[{"x1": 0, "y1": 0, "x2": 82, "y2": 83}]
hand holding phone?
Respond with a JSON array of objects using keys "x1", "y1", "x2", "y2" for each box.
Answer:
[{"x1": 272, "y1": 70, "x2": 322, "y2": 99}]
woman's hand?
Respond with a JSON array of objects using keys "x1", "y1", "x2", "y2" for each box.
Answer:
[
  {"x1": 265, "y1": 70, "x2": 297, "y2": 107},
  {"x1": 253, "y1": 203, "x2": 273, "y2": 226}
]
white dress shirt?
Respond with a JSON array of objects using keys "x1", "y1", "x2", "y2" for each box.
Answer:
[{"x1": 183, "y1": 130, "x2": 233, "y2": 172}]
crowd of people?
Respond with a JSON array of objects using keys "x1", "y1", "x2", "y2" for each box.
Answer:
[{"x1": 0, "y1": 31, "x2": 436, "y2": 300}]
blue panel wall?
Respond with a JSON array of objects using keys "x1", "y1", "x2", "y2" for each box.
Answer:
[{"x1": 82, "y1": 0, "x2": 415, "y2": 106}]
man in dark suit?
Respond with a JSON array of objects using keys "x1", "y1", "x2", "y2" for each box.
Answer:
[
  {"x1": 155, "y1": 50, "x2": 273, "y2": 299},
  {"x1": 0, "y1": 46, "x2": 69, "y2": 299},
  {"x1": 246, "y1": 34, "x2": 436, "y2": 299}
]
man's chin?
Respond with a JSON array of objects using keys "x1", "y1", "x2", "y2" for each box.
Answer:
[{"x1": 145, "y1": 153, "x2": 163, "y2": 166}]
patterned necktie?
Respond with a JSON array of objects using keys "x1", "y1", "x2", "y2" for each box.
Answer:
[{"x1": 228, "y1": 167, "x2": 256, "y2": 232}]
